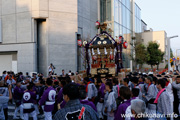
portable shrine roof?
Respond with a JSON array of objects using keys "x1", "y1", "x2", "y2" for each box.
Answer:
[{"x1": 88, "y1": 31, "x2": 116, "y2": 48}]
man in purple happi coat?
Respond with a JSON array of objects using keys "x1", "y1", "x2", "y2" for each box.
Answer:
[
  {"x1": 98, "y1": 79, "x2": 105, "y2": 99},
  {"x1": 29, "y1": 82, "x2": 40, "y2": 115},
  {"x1": 96, "y1": 78, "x2": 105, "y2": 119},
  {"x1": 39, "y1": 78, "x2": 56, "y2": 120},
  {"x1": 114, "y1": 86, "x2": 132, "y2": 120},
  {"x1": 13, "y1": 82, "x2": 24, "y2": 119},
  {"x1": 23, "y1": 84, "x2": 37, "y2": 120},
  {"x1": 56, "y1": 80, "x2": 66, "y2": 104},
  {"x1": 79, "y1": 85, "x2": 97, "y2": 112},
  {"x1": 80, "y1": 99, "x2": 97, "y2": 112}
]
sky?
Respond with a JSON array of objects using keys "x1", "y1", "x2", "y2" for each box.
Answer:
[{"x1": 135, "y1": 0, "x2": 180, "y2": 56}]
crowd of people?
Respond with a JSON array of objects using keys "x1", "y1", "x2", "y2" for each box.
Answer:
[{"x1": 0, "y1": 69, "x2": 180, "y2": 120}]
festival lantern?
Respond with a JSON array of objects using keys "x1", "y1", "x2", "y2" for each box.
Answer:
[
  {"x1": 77, "y1": 39, "x2": 82, "y2": 47},
  {"x1": 95, "y1": 21, "x2": 100, "y2": 29},
  {"x1": 123, "y1": 41, "x2": 128, "y2": 49},
  {"x1": 118, "y1": 36, "x2": 123, "y2": 44}
]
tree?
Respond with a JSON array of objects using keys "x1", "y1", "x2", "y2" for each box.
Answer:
[
  {"x1": 156, "y1": 49, "x2": 164, "y2": 70},
  {"x1": 146, "y1": 42, "x2": 164, "y2": 70},
  {"x1": 134, "y1": 42, "x2": 148, "y2": 69}
]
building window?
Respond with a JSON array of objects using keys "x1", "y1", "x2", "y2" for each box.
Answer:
[
  {"x1": 106, "y1": 0, "x2": 111, "y2": 21},
  {"x1": 114, "y1": 0, "x2": 119, "y2": 22},
  {"x1": 100, "y1": 0, "x2": 111, "y2": 22},
  {"x1": 100, "y1": 0, "x2": 106, "y2": 22}
]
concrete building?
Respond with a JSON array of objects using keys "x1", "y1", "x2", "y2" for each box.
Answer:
[
  {"x1": 141, "y1": 31, "x2": 167, "y2": 69},
  {"x1": 0, "y1": 0, "x2": 98, "y2": 76}
]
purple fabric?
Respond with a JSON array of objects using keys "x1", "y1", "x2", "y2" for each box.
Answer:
[
  {"x1": 138, "y1": 82, "x2": 144, "y2": 85},
  {"x1": 80, "y1": 100, "x2": 97, "y2": 112},
  {"x1": 57, "y1": 88, "x2": 63, "y2": 103},
  {"x1": 39, "y1": 87, "x2": 55, "y2": 112},
  {"x1": 132, "y1": 97, "x2": 137, "y2": 100},
  {"x1": 23, "y1": 90, "x2": 36, "y2": 113},
  {"x1": 14, "y1": 86, "x2": 24, "y2": 106},
  {"x1": 20, "y1": 75, "x2": 24, "y2": 81},
  {"x1": 99, "y1": 83, "x2": 105, "y2": 99},
  {"x1": 32, "y1": 86, "x2": 38, "y2": 95},
  {"x1": 60, "y1": 100, "x2": 66, "y2": 109},
  {"x1": 114, "y1": 99, "x2": 131, "y2": 120},
  {"x1": 14, "y1": 86, "x2": 24, "y2": 100}
]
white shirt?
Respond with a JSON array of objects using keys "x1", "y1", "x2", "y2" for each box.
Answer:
[
  {"x1": 148, "y1": 72, "x2": 153, "y2": 75},
  {"x1": 48, "y1": 66, "x2": 53, "y2": 72},
  {"x1": 166, "y1": 83, "x2": 174, "y2": 102},
  {"x1": 2, "y1": 74, "x2": 7, "y2": 80},
  {"x1": 6, "y1": 79, "x2": 16, "y2": 85}
]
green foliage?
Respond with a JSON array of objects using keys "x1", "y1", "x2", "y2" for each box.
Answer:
[
  {"x1": 135, "y1": 43, "x2": 148, "y2": 67},
  {"x1": 146, "y1": 42, "x2": 164, "y2": 69},
  {"x1": 165, "y1": 64, "x2": 168, "y2": 69}
]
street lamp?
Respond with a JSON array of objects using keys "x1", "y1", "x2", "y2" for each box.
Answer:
[{"x1": 167, "y1": 35, "x2": 178, "y2": 72}]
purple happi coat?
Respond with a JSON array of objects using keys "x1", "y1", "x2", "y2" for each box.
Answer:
[
  {"x1": 114, "y1": 99, "x2": 131, "y2": 120},
  {"x1": 60, "y1": 100, "x2": 66, "y2": 109},
  {"x1": 80, "y1": 99, "x2": 97, "y2": 112},
  {"x1": 99, "y1": 83, "x2": 105, "y2": 99},
  {"x1": 39, "y1": 86, "x2": 56, "y2": 112},
  {"x1": 14, "y1": 86, "x2": 24, "y2": 106},
  {"x1": 56, "y1": 88, "x2": 63, "y2": 103},
  {"x1": 23, "y1": 90, "x2": 36, "y2": 113}
]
